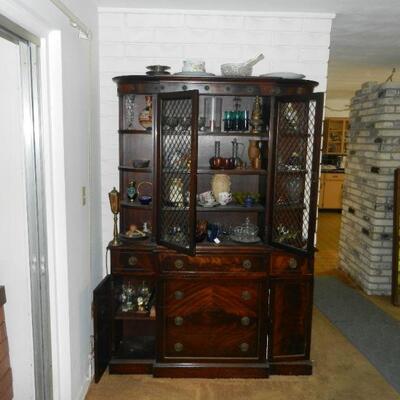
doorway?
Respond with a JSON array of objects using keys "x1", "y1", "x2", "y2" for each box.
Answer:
[{"x1": 0, "y1": 19, "x2": 52, "y2": 400}]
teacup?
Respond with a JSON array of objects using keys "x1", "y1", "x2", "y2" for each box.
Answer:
[
  {"x1": 218, "y1": 191, "x2": 232, "y2": 206},
  {"x1": 198, "y1": 191, "x2": 215, "y2": 204}
]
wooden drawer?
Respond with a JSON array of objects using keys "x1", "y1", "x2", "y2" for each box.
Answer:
[
  {"x1": 270, "y1": 253, "x2": 309, "y2": 275},
  {"x1": 162, "y1": 280, "x2": 261, "y2": 359},
  {"x1": 159, "y1": 254, "x2": 266, "y2": 273},
  {"x1": 111, "y1": 251, "x2": 155, "y2": 273}
]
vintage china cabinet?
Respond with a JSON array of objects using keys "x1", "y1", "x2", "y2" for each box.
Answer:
[{"x1": 94, "y1": 75, "x2": 323, "y2": 381}]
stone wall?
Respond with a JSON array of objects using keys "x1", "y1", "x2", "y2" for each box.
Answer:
[{"x1": 339, "y1": 81, "x2": 400, "y2": 295}]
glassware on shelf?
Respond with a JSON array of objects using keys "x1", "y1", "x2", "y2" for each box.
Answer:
[
  {"x1": 120, "y1": 282, "x2": 136, "y2": 312},
  {"x1": 209, "y1": 141, "x2": 224, "y2": 169},
  {"x1": 229, "y1": 138, "x2": 245, "y2": 168},
  {"x1": 204, "y1": 97, "x2": 222, "y2": 132},
  {"x1": 286, "y1": 176, "x2": 303, "y2": 204},
  {"x1": 136, "y1": 281, "x2": 152, "y2": 313},
  {"x1": 250, "y1": 96, "x2": 263, "y2": 134},
  {"x1": 127, "y1": 180, "x2": 138, "y2": 202},
  {"x1": 123, "y1": 94, "x2": 135, "y2": 129},
  {"x1": 139, "y1": 95, "x2": 152, "y2": 131},
  {"x1": 231, "y1": 217, "x2": 260, "y2": 243}
]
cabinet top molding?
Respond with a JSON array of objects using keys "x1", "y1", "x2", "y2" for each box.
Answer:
[{"x1": 113, "y1": 75, "x2": 318, "y2": 96}]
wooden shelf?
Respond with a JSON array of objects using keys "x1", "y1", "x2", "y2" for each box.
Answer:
[
  {"x1": 115, "y1": 309, "x2": 156, "y2": 320},
  {"x1": 120, "y1": 201, "x2": 152, "y2": 210},
  {"x1": 199, "y1": 131, "x2": 268, "y2": 139},
  {"x1": 198, "y1": 167, "x2": 267, "y2": 175},
  {"x1": 197, "y1": 203, "x2": 265, "y2": 212},
  {"x1": 119, "y1": 129, "x2": 152, "y2": 134},
  {"x1": 119, "y1": 166, "x2": 152, "y2": 173}
]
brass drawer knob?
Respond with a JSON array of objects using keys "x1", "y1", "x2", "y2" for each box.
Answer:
[
  {"x1": 242, "y1": 259, "x2": 252, "y2": 270},
  {"x1": 240, "y1": 342, "x2": 249, "y2": 352},
  {"x1": 128, "y1": 256, "x2": 138, "y2": 266},
  {"x1": 174, "y1": 342, "x2": 183, "y2": 352},
  {"x1": 241, "y1": 316, "x2": 250, "y2": 326},
  {"x1": 174, "y1": 259, "x2": 184, "y2": 269},
  {"x1": 288, "y1": 258, "x2": 298, "y2": 269},
  {"x1": 174, "y1": 316, "x2": 183, "y2": 326},
  {"x1": 174, "y1": 290, "x2": 184, "y2": 300},
  {"x1": 241, "y1": 290, "x2": 251, "y2": 301}
]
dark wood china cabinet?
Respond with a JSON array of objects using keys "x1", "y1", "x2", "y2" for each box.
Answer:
[{"x1": 93, "y1": 75, "x2": 323, "y2": 381}]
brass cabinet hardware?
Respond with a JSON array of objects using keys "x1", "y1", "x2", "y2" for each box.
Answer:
[
  {"x1": 288, "y1": 258, "x2": 298, "y2": 269},
  {"x1": 241, "y1": 290, "x2": 251, "y2": 300},
  {"x1": 174, "y1": 259, "x2": 184, "y2": 269},
  {"x1": 240, "y1": 342, "x2": 249, "y2": 352},
  {"x1": 128, "y1": 256, "x2": 138, "y2": 266},
  {"x1": 242, "y1": 259, "x2": 252, "y2": 270},
  {"x1": 174, "y1": 290, "x2": 184, "y2": 300},
  {"x1": 174, "y1": 316, "x2": 183, "y2": 326},
  {"x1": 174, "y1": 342, "x2": 183, "y2": 352},
  {"x1": 241, "y1": 316, "x2": 250, "y2": 326}
]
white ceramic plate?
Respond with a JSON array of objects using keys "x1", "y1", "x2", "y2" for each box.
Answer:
[
  {"x1": 198, "y1": 201, "x2": 219, "y2": 208},
  {"x1": 260, "y1": 72, "x2": 305, "y2": 79},
  {"x1": 173, "y1": 71, "x2": 216, "y2": 77}
]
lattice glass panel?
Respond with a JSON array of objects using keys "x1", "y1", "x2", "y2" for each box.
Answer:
[
  {"x1": 272, "y1": 99, "x2": 317, "y2": 251},
  {"x1": 159, "y1": 97, "x2": 194, "y2": 251}
]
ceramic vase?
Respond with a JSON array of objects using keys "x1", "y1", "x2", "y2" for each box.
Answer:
[
  {"x1": 248, "y1": 140, "x2": 261, "y2": 169},
  {"x1": 211, "y1": 174, "x2": 231, "y2": 200}
]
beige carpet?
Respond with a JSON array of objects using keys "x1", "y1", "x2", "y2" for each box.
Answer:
[{"x1": 85, "y1": 309, "x2": 400, "y2": 400}]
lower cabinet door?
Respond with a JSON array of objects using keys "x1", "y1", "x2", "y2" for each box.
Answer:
[
  {"x1": 268, "y1": 278, "x2": 312, "y2": 361},
  {"x1": 161, "y1": 279, "x2": 265, "y2": 360}
]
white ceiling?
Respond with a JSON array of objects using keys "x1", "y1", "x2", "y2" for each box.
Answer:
[{"x1": 97, "y1": 0, "x2": 400, "y2": 101}]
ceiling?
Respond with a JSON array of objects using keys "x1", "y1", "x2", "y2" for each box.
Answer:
[{"x1": 97, "y1": 0, "x2": 400, "y2": 102}]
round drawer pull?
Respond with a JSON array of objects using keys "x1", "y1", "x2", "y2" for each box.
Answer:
[
  {"x1": 288, "y1": 258, "x2": 298, "y2": 269},
  {"x1": 204, "y1": 85, "x2": 210, "y2": 91},
  {"x1": 241, "y1": 316, "x2": 250, "y2": 326},
  {"x1": 242, "y1": 259, "x2": 252, "y2": 270},
  {"x1": 182, "y1": 85, "x2": 187, "y2": 91},
  {"x1": 174, "y1": 342, "x2": 183, "y2": 352},
  {"x1": 174, "y1": 316, "x2": 183, "y2": 326},
  {"x1": 174, "y1": 290, "x2": 184, "y2": 300},
  {"x1": 128, "y1": 256, "x2": 138, "y2": 266},
  {"x1": 174, "y1": 259, "x2": 184, "y2": 269},
  {"x1": 241, "y1": 290, "x2": 251, "y2": 301},
  {"x1": 240, "y1": 342, "x2": 249, "y2": 352}
]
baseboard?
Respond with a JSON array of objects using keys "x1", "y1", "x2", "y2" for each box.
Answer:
[{"x1": 76, "y1": 376, "x2": 92, "y2": 400}]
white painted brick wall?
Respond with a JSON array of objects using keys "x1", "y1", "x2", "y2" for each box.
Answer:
[{"x1": 98, "y1": 8, "x2": 333, "y2": 257}]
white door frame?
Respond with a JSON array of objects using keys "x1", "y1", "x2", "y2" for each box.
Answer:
[{"x1": 0, "y1": 4, "x2": 72, "y2": 399}]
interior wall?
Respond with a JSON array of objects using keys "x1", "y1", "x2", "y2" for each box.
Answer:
[
  {"x1": 325, "y1": 97, "x2": 350, "y2": 118},
  {"x1": 0, "y1": 35, "x2": 35, "y2": 400},
  {"x1": 98, "y1": 8, "x2": 334, "y2": 261},
  {"x1": 0, "y1": 1, "x2": 101, "y2": 399}
]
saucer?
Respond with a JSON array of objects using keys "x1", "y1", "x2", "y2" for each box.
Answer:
[{"x1": 198, "y1": 200, "x2": 219, "y2": 208}]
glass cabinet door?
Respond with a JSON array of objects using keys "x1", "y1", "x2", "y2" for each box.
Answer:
[
  {"x1": 268, "y1": 93, "x2": 323, "y2": 254},
  {"x1": 156, "y1": 91, "x2": 199, "y2": 255}
]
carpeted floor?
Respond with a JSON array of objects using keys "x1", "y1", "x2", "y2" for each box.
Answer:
[
  {"x1": 86, "y1": 213, "x2": 400, "y2": 399},
  {"x1": 315, "y1": 276, "x2": 400, "y2": 393},
  {"x1": 86, "y1": 309, "x2": 400, "y2": 400}
]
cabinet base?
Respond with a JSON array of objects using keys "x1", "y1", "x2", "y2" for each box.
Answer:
[
  {"x1": 109, "y1": 359, "x2": 154, "y2": 374},
  {"x1": 269, "y1": 360, "x2": 312, "y2": 375},
  {"x1": 153, "y1": 362, "x2": 270, "y2": 378}
]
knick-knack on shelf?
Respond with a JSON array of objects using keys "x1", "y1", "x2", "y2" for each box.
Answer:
[
  {"x1": 250, "y1": 96, "x2": 263, "y2": 134},
  {"x1": 139, "y1": 95, "x2": 152, "y2": 131}
]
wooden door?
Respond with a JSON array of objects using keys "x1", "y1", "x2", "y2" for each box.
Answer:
[
  {"x1": 156, "y1": 91, "x2": 199, "y2": 255},
  {"x1": 268, "y1": 93, "x2": 324, "y2": 255},
  {"x1": 268, "y1": 278, "x2": 313, "y2": 361},
  {"x1": 93, "y1": 275, "x2": 112, "y2": 382}
]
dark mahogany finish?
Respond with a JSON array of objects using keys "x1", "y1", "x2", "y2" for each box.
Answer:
[{"x1": 93, "y1": 75, "x2": 323, "y2": 381}]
